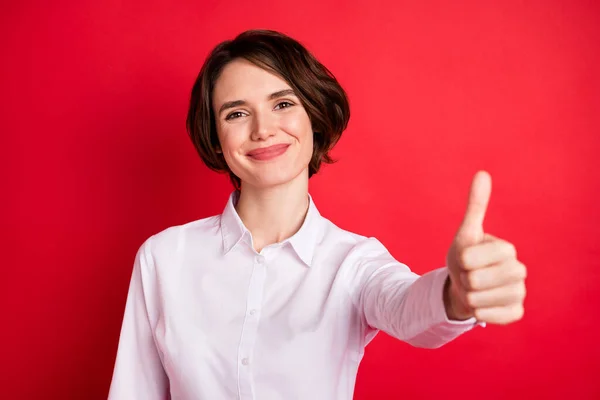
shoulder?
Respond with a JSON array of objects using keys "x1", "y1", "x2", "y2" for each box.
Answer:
[
  {"x1": 317, "y1": 217, "x2": 409, "y2": 301},
  {"x1": 138, "y1": 213, "x2": 223, "y2": 263},
  {"x1": 319, "y1": 217, "x2": 365, "y2": 246},
  {"x1": 318, "y1": 216, "x2": 391, "y2": 262}
]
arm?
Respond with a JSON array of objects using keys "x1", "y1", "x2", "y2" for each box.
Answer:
[
  {"x1": 355, "y1": 171, "x2": 527, "y2": 348},
  {"x1": 355, "y1": 241, "x2": 481, "y2": 349},
  {"x1": 107, "y1": 236, "x2": 169, "y2": 399}
]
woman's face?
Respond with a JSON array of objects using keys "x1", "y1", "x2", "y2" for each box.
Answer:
[{"x1": 212, "y1": 59, "x2": 314, "y2": 189}]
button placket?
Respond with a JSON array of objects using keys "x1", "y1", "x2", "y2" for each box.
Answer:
[{"x1": 237, "y1": 254, "x2": 267, "y2": 399}]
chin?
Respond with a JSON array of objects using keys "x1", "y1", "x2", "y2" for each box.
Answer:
[
  {"x1": 251, "y1": 175, "x2": 296, "y2": 188},
  {"x1": 241, "y1": 166, "x2": 307, "y2": 189}
]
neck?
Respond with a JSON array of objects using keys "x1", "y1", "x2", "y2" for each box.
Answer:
[{"x1": 235, "y1": 170, "x2": 310, "y2": 253}]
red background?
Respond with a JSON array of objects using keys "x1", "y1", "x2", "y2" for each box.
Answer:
[{"x1": 2, "y1": 0, "x2": 599, "y2": 399}]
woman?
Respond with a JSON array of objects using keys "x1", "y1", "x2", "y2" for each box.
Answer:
[{"x1": 108, "y1": 29, "x2": 527, "y2": 399}]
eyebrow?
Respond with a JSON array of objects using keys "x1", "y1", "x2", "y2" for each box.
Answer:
[{"x1": 218, "y1": 89, "x2": 297, "y2": 115}]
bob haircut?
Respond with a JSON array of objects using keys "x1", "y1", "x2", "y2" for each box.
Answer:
[{"x1": 186, "y1": 29, "x2": 351, "y2": 190}]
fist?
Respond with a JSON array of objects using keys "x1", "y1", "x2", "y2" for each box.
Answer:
[{"x1": 445, "y1": 171, "x2": 527, "y2": 325}]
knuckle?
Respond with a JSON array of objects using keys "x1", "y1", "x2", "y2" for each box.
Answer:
[
  {"x1": 474, "y1": 308, "x2": 484, "y2": 321},
  {"x1": 513, "y1": 304, "x2": 525, "y2": 320},
  {"x1": 509, "y1": 285, "x2": 522, "y2": 302},
  {"x1": 519, "y1": 262, "x2": 528, "y2": 279},
  {"x1": 466, "y1": 291, "x2": 478, "y2": 308},
  {"x1": 459, "y1": 249, "x2": 471, "y2": 268},
  {"x1": 506, "y1": 242, "x2": 517, "y2": 259},
  {"x1": 513, "y1": 261, "x2": 527, "y2": 280},
  {"x1": 518, "y1": 282, "x2": 527, "y2": 300},
  {"x1": 466, "y1": 272, "x2": 479, "y2": 290}
]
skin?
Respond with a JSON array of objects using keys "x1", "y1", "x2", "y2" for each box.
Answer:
[
  {"x1": 212, "y1": 59, "x2": 527, "y2": 325},
  {"x1": 445, "y1": 171, "x2": 527, "y2": 324},
  {"x1": 212, "y1": 58, "x2": 314, "y2": 252}
]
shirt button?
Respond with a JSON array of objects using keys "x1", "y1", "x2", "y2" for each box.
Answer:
[
  {"x1": 241, "y1": 358, "x2": 249, "y2": 365},
  {"x1": 249, "y1": 309, "x2": 257, "y2": 315},
  {"x1": 256, "y1": 255, "x2": 265, "y2": 264}
]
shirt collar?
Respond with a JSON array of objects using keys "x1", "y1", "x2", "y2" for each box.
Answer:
[{"x1": 220, "y1": 190, "x2": 322, "y2": 267}]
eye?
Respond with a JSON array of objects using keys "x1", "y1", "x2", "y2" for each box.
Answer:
[
  {"x1": 274, "y1": 101, "x2": 294, "y2": 110},
  {"x1": 225, "y1": 111, "x2": 246, "y2": 121}
]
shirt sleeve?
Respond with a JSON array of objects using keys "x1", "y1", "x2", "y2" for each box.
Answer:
[
  {"x1": 346, "y1": 237, "x2": 484, "y2": 349},
  {"x1": 108, "y1": 236, "x2": 170, "y2": 399}
]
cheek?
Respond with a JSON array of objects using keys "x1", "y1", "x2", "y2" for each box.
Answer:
[
  {"x1": 218, "y1": 126, "x2": 245, "y2": 155},
  {"x1": 281, "y1": 111, "x2": 313, "y2": 143},
  {"x1": 215, "y1": 127, "x2": 247, "y2": 176}
]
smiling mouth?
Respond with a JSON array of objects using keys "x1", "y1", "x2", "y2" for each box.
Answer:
[{"x1": 246, "y1": 144, "x2": 290, "y2": 161}]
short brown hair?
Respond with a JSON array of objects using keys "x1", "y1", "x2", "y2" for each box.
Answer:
[{"x1": 185, "y1": 29, "x2": 350, "y2": 190}]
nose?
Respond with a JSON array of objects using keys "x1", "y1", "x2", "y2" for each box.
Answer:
[{"x1": 251, "y1": 110, "x2": 276, "y2": 141}]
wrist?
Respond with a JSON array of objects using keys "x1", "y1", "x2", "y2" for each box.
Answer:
[{"x1": 443, "y1": 274, "x2": 474, "y2": 321}]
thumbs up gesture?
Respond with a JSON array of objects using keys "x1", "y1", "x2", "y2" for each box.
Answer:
[{"x1": 445, "y1": 171, "x2": 527, "y2": 324}]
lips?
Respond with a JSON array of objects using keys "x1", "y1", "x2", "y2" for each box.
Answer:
[{"x1": 246, "y1": 144, "x2": 290, "y2": 160}]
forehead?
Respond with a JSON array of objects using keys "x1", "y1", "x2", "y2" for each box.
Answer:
[{"x1": 212, "y1": 59, "x2": 292, "y2": 104}]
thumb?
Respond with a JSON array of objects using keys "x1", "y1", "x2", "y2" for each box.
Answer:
[{"x1": 456, "y1": 170, "x2": 492, "y2": 246}]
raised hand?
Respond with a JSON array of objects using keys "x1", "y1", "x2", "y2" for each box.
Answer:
[{"x1": 445, "y1": 171, "x2": 527, "y2": 324}]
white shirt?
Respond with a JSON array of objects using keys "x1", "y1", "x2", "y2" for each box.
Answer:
[{"x1": 108, "y1": 191, "x2": 482, "y2": 400}]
